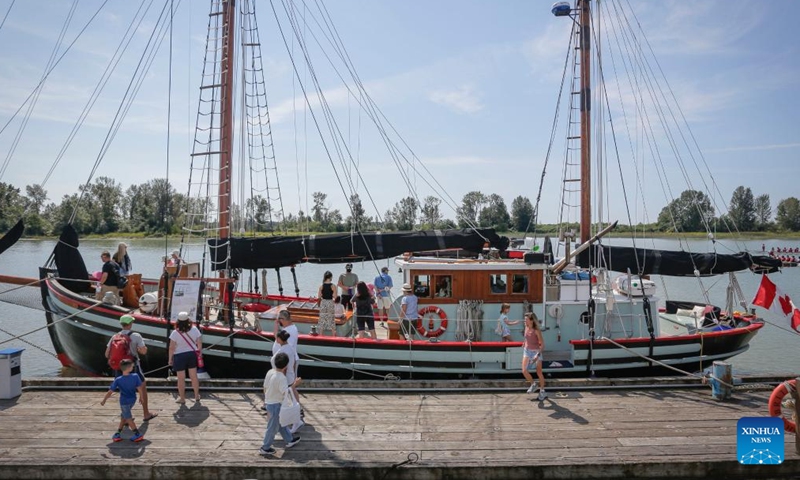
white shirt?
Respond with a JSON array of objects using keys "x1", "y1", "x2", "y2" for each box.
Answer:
[
  {"x1": 169, "y1": 326, "x2": 201, "y2": 355},
  {"x1": 263, "y1": 369, "x2": 289, "y2": 404},
  {"x1": 271, "y1": 343, "x2": 296, "y2": 385},
  {"x1": 282, "y1": 324, "x2": 300, "y2": 361}
]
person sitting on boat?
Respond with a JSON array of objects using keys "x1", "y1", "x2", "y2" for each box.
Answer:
[
  {"x1": 96, "y1": 250, "x2": 121, "y2": 303},
  {"x1": 337, "y1": 263, "x2": 358, "y2": 311},
  {"x1": 316, "y1": 271, "x2": 337, "y2": 337},
  {"x1": 399, "y1": 283, "x2": 419, "y2": 341},
  {"x1": 333, "y1": 296, "x2": 345, "y2": 321},
  {"x1": 373, "y1": 266, "x2": 393, "y2": 326},
  {"x1": 352, "y1": 281, "x2": 378, "y2": 340},
  {"x1": 112, "y1": 242, "x2": 132, "y2": 276}
]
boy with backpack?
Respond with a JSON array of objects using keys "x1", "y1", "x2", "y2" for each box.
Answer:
[
  {"x1": 105, "y1": 315, "x2": 157, "y2": 421},
  {"x1": 100, "y1": 359, "x2": 145, "y2": 442}
]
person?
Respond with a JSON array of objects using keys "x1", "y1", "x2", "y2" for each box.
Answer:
[
  {"x1": 112, "y1": 242, "x2": 132, "y2": 276},
  {"x1": 497, "y1": 303, "x2": 519, "y2": 342},
  {"x1": 337, "y1": 263, "x2": 358, "y2": 311},
  {"x1": 168, "y1": 311, "x2": 202, "y2": 404},
  {"x1": 436, "y1": 277, "x2": 451, "y2": 297},
  {"x1": 274, "y1": 309, "x2": 300, "y2": 402},
  {"x1": 259, "y1": 352, "x2": 301, "y2": 456},
  {"x1": 522, "y1": 312, "x2": 547, "y2": 401},
  {"x1": 270, "y1": 330, "x2": 303, "y2": 433},
  {"x1": 96, "y1": 250, "x2": 120, "y2": 303},
  {"x1": 333, "y1": 296, "x2": 345, "y2": 321},
  {"x1": 761, "y1": 243, "x2": 765, "y2": 253},
  {"x1": 316, "y1": 271, "x2": 337, "y2": 337},
  {"x1": 399, "y1": 283, "x2": 419, "y2": 340},
  {"x1": 373, "y1": 267, "x2": 393, "y2": 326},
  {"x1": 167, "y1": 249, "x2": 182, "y2": 267},
  {"x1": 100, "y1": 359, "x2": 145, "y2": 442},
  {"x1": 105, "y1": 314, "x2": 157, "y2": 421},
  {"x1": 351, "y1": 281, "x2": 378, "y2": 340}
]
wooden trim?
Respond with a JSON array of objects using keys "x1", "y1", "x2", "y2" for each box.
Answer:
[{"x1": 409, "y1": 269, "x2": 543, "y2": 303}]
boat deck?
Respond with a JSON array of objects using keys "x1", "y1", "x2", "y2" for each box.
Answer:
[{"x1": 1, "y1": 378, "x2": 798, "y2": 479}]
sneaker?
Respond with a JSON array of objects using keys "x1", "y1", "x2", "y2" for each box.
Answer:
[
  {"x1": 526, "y1": 384, "x2": 538, "y2": 395},
  {"x1": 258, "y1": 447, "x2": 277, "y2": 456},
  {"x1": 286, "y1": 436, "x2": 301, "y2": 449},
  {"x1": 537, "y1": 390, "x2": 548, "y2": 401},
  {"x1": 290, "y1": 421, "x2": 305, "y2": 434},
  {"x1": 112, "y1": 432, "x2": 122, "y2": 442},
  {"x1": 130, "y1": 432, "x2": 144, "y2": 442}
]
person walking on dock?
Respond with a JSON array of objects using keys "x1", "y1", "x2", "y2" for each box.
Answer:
[
  {"x1": 522, "y1": 312, "x2": 547, "y2": 401},
  {"x1": 271, "y1": 330, "x2": 303, "y2": 433},
  {"x1": 259, "y1": 352, "x2": 301, "y2": 456},
  {"x1": 337, "y1": 263, "x2": 358, "y2": 311},
  {"x1": 373, "y1": 266, "x2": 393, "y2": 326},
  {"x1": 274, "y1": 310, "x2": 301, "y2": 406},
  {"x1": 105, "y1": 314, "x2": 157, "y2": 421},
  {"x1": 100, "y1": 359, "x2": 145, "y2": 442},
  {"x1": 168, "y1": 312, "x2": 202, "y2": 404}
]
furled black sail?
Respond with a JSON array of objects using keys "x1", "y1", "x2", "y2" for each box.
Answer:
[
  {"x1": 0, "y1": 219, "x2": 24, "y2": 256},
  {"x1": 586, "y1": 244, "x2": 782, "y2": 276},
  {"x1": 208, "y1": 229, "x2": 509, "y2": 270},
  {"x1": 53, "y1": 225, "x2": 92, "y2": 293}
]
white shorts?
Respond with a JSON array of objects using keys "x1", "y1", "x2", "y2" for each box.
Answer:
[{"x1": 376, "y1": 296, "x2": 392, "y2": 309}]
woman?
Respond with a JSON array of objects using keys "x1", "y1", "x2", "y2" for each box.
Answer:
[
  {"x1": 112, "y1": 242, "x2": 132, "y2": 276},
  {"x1": 351, "y1": 281, "x2": 378, "y2": 340},
  {"x1": 168, "y1": 311, "x2": 202, "y2": 403},
  {"x1": 522, "y1": 312, "x2": 546, "y2": 401},
  {"x1": 316, "y1": 271, "x2": 337, "y2": 337}
]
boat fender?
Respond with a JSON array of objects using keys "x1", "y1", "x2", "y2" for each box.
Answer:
[
  {"x1": 548, "y1": 303, "x2": 564, "y2": 320},
  {"x1": 242, "y1": 302, "x2": 270, "y2": 313},
  {"x1": 139, "y1": 292, "x2": 158, "y2": 313},
  {"x1": 768, "y1": 379, "x2": 797, "y2": 433},
  {"x1": 416, "y1": 306, "x2": 448, "y2": 338}
]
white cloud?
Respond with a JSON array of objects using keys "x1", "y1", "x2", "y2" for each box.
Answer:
[{"x1": 428, "y1": 85, "x2": 483, "y2": 114}]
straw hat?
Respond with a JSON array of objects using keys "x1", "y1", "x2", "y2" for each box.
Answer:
[{"x1": 402, "y1": 283, "x2": 413, "y2": 293}]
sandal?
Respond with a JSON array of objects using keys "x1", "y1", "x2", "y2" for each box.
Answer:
[{"x1": 143, "y1": 413, "x2": 158, "y2": 421}]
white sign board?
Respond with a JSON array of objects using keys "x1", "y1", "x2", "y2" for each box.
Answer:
[{"x1": 171, "y1": 279, "x2": 202, "y2": 322}]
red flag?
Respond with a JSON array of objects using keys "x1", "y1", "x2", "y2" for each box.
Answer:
[{"x1": 752, "y1": 275, "x2": 800, "y2": 332}]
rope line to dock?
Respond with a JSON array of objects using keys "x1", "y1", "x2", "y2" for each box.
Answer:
[
  {"x1": 0, "y1": 298, "x2": 106, "y2": 348},
  {"x1": 0, "y1": 325, "x2": 58, "y2": 358}
]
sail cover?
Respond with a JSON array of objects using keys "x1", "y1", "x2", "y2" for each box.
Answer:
[
  {"x1": 53, "y1": 224, "x2": 92, "y2": 293},
  {"x1": 208, "y1": 229, "x2": 509, "y2": 270},
  {"x1": 586, "y1": 244, "x2": 782, "y2": 276}
]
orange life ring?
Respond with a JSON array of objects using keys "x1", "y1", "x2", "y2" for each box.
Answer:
[
  {"x1": 416, "y1": 306, "x2": 448, "y2": 338},
  {"x1": 768, "y1": 379, "x2": 797, "y2": 433}
]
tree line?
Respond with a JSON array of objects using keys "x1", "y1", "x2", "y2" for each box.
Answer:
[{"x1": 1, "y1": 179, "x2": 799, "y2": 237}]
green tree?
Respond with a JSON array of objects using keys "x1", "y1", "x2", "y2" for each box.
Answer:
[
  {"x1": 753, "y1": 194, "x2": 771, "y2": 230},
  {"x1": 420, "y1": 196, "x2": 442, "y2": 229},
  {"x1": 776, "y1": 197, "x2": 800, "y2": 231},
  {"x1": 25, "y1": 184, "x2": 48, "y2": 214},
  {"x1": 479, "y1": 194, "x2": 510, "y2": 231},
  {"x1": 311, "y1": 192, "x2": 328, "y2": 224},
  {"x1": 48, "y1": 193, "x2": 92, "y2": 235},
  {"x1": 457, "y1": 191, "x2": 486, "y2": 228},
  {"x1": 346, "y1": 194, "x2": 367, "y2": 230},
  {"x1": 728, "y1": 186, "x2": 755, "y2": 231},
  {"x1": 510, "y1": 195, "x2": 533, "y2": 232},
  {"x1": 656, "y1": 190, "x2": 714, "y2": 232},
  {"x1": 87, "y1": 176, "x2": 123, "y2": 233},
  {"x1": 392, "y1": 196, "x2": 418, "y2": 231},
  {"x1": 0, "y1": 182, "x2": 25, "y2": 232}
]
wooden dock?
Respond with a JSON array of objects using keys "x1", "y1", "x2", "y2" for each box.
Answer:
[{"x1": 0, "y1": 378, "x2": 798, "y2": 479}]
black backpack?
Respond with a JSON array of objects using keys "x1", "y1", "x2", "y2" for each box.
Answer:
[{"x1": 112, "y1": 261, "x2": 128, "y2": 289}]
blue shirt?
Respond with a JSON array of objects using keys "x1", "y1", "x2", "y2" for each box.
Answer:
[
  {"x1": 110, "y1": 374, "x2": 142, "y2": 405},
  {"x1": 374, "y1": 273, "x2": 393, "y2": 298},
  {"x1": 401, "y1": 294, "x2": 419, "y2": 319}
]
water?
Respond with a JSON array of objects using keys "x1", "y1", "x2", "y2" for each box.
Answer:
[{"x1": 0, "y1": 237, "x2": 798, "y2": 377}]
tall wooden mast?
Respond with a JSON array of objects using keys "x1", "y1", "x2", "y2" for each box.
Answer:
[
  {"x1": 219, "y1": 0, "x2": 235, "y2": 241},
  {"x1": 578, "y1": 0, "x2": 591, "y2": 244}
]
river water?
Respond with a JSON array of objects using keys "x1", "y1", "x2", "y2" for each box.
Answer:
[{"x1": 1, "y1": 237, "x2": 798, "y2": 377}]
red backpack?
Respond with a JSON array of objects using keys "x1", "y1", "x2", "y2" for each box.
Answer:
[{"x1": 108, "y1": 331, "x2": 134, "y2": 370}]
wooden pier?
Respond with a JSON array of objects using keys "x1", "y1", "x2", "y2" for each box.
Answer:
[{"x1": 0, "y1": 377, "x2": 798, "y2": 479}]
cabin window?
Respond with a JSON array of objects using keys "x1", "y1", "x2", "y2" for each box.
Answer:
[
  {"x1": 413, "y1": 275, "x2": 431, "y2": 298},
  {"x1": 489, "y1": 274, "x2": 507, "y2": 294},
  {"x1": 512, "y1": 274, "x2": 528, "y2": 294},
  {"x1": 435, "y1": 275, "x2": 452, "y2": 298}
]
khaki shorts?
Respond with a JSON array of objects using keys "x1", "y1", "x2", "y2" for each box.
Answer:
[{"x1": 376, "y1": 296, "x2": 392, "y2": 310}]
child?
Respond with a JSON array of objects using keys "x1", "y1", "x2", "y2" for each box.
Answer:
[
  {"x1": 100, "y1": 359, "x2": 145, "y2": 442},
  {"x1": 259, "y1": 352, "x2": 302, "y2": 456},
  {"x1": 497, "y1": 303, "x2": 519, "y2": 342},
  {"x1": 522, "y1": 312, "x2": 547, "y2": 401},
  {"x1": 333, "y1": 296, "x2": 345, "y2": 321}
]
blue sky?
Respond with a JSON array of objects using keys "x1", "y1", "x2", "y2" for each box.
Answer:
[{"x1": 0, "y1": 0, "x2": 797, "y2": 226}]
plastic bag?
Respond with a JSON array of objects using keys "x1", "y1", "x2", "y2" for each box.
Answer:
[{"x1": 279, "y1": 390, "x2": 302, "y2": 427}]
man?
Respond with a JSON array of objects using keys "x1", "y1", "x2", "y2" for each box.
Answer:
[
  {"x1": 96, "y1": 250, "x2": 120, "y2": 303},
  {"x1": 337, "y1": 263, "x2": 358, "y2": 311},
  {"x1": 399, "y1": 283, "x2": 419, "y2": 341},
  {"x1": 373, "y1": 266, "x2": 393, "y2": 326},
  {"x1": 105, "y1": 314, "x2": 157, "y2": 421}
]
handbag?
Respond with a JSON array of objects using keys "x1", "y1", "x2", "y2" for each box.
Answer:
[
  {"x1": 279, "y1": 389, "x2": 302, "y2": 427},
  {"x1": 178, "y1": 330, "x2": 210, "y2": 379}
]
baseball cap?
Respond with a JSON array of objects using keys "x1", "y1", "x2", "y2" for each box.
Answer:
[{"x1": 120, "y1": 315, "x2": 135, "y2": 325}]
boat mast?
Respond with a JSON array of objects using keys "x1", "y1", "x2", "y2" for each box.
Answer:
[
  {"x1": 219, "y1": 0, "x2": 235, "y2": 243},
  {"x1": 578, "y1": 0, "x2": 591, "y2": 244}
]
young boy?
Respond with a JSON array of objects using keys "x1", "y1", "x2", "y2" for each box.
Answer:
[
  {"x1": 100, "y1": 359, "x2": 145, "y2": 442},
  {"x1": 259, "y1": 352, "x2": 301, "y2": 456}
]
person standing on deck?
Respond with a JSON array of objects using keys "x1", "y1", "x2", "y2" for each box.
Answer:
[
  {"x1": 351, "y1": 281, "x2": 378, "y2": 340},
  {"x1": 337, "y1": 263, "x2": 358, "y2": 311},
  {"x1": 497, "y1": 303, "x2": 519, "y2": 342},
  {"x1": 105, "y1": 314, "x2": 157, "y2": 421},
  {"x1": 96, "y1": 250, "x2": 120, "y2": 303},
  {"x1": 373, "y1": 266, "x2": 393, "y2": 327},
  {"x1": 399, "y1": 283, "x2": 419, "y2": 340},
  {"x1": 522, "y1": 312, "x2": 547, "y2": 401},
  {"x1": 316, "y1": 271, "x2": 337, "y2": 337},
  {"x1": 113, "y1": 242, "x2": 132, "y2": 276}
]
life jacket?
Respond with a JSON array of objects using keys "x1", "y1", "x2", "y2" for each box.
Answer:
[{"x1": 108, "y1": 331, "x2": 134, "y2": 371}]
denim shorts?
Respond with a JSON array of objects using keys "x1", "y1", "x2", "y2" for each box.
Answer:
[
  {"x1": 120, "y1": 403, "x2": 135, "y2": 420},
  {"x1": 523, "y1": 348, "x2": 542, "y2": 363}
]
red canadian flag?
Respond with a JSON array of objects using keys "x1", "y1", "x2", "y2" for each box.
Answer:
[{"x1": 752, "y1": 275, "x2": 800, "y2": 332}]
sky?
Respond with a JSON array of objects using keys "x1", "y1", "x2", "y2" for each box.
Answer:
[{"x1": 0, "y1": 0, "x2": 797, "y2": 227}]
